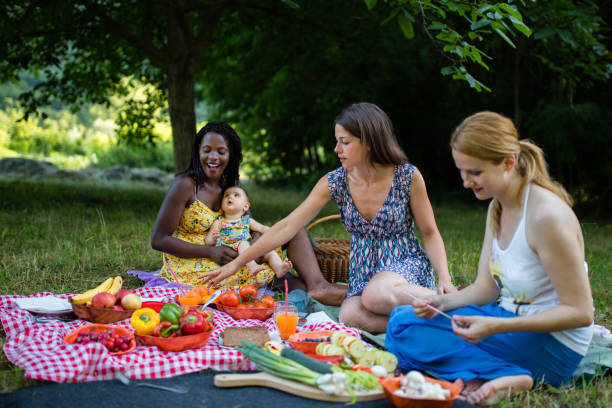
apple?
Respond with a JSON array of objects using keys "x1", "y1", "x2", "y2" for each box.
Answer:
[
  {"x1": 112, "y1": 305, "x2": 124, "y2": 311},
  {"x1": 121, "y1": 293, "x2": 142, "y2": 310},
  {"x1": 115, "y1": 289, "x2": 133, "y2": 304},
  {"x1": 91, "y1": 292, "x2": 116, "y2": 308}
]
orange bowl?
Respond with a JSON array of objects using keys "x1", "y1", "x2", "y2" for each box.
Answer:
[
  {"x1": 379, "y1": 375, "x2": 460, "y2": 408},
  {"x1": 288, "y1": 330, "x2": 334, "y2": 354},
  {"x1": 71, "y1": 301, "x2": 134, "y2": 324},
  {"x1": 217, "y1": 304, "x2": 273, "y2": 321},
  {"x1": 64, "y1": 323, "x2": 136, "y2": 356},
  {"x1": 136, "y1": 325, "x2": 214, "y2": 352}
]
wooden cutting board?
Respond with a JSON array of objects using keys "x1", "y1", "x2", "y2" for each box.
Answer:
[{"x1": 214, "y1": 372, "x2": 385, "y2": 402}]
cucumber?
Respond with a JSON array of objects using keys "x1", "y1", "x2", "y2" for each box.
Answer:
[
  {"x1": 374, "y1": 350, "x2": 398, "y2": 373},
  {"x1": 280, "y1": 348, "x2": 333, "y2": 374},
  {"x1": 321, "y1": 344, "x2": 345, "y2": 356},
  {"x1": 346, "y1": 338, "x2": 366, "y2": 359},
  {"x1": 323, "y1": 344, "x2": 346, "y2": 356},
  {"x1": 357, "y1": 348, "x2": 377, "y2": 367},
  {"x1": 330, "y1": 331, "x2": 347, "y2": 345}
]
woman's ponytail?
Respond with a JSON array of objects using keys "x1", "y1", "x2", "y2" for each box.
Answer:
[{"x1": 517, "y1": 140, "x2": 572, "y2": 206}]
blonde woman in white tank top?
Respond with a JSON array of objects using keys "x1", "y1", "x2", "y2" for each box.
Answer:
[{"x1": 385, "y1": 112, "x2": 594, "y2": 406}]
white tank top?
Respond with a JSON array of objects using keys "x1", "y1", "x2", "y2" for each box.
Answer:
[{"x1": 490, "y1": 184, "x2": 593, "y2": 355}]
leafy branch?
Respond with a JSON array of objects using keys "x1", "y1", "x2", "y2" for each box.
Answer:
[{"x1": 366, "y1": 0, "x2": 533, "y2": 92}]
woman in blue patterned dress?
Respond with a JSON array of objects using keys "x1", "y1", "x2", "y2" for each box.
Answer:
[{"x1": 202, "y1": 103, "x2": 455, "y2": 333}]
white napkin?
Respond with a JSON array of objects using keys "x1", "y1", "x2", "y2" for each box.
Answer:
[
  {"x1": 304, "y1": 311, "x2": 336, "y2": 326},
  {"x1": 13, "y1": 296, "x2": 73, "y2": 314},
  {"x1": 140, "y1": 297, "x2": 167, "y2": 302}
]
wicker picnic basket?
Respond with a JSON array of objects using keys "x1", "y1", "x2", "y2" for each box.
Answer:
[{"x1": 306, "y1": 214, "x2": 350, "y2": 283}]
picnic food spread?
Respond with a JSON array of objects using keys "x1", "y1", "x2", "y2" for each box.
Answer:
[{"x1": 3, "y1": 281, "x2": 446, "y2": 407}]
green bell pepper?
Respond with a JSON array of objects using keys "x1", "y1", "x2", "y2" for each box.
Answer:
[{"x1": 159, "y1": 303, "x2": 183, "y2": 325}]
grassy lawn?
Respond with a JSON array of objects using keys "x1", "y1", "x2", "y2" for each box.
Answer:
[{"x1": 1, "y1": 178, "x2": 610, "y2": 405}]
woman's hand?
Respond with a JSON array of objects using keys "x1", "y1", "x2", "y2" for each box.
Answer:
[
  {"x1": 412, "y1": 296, "x2": 443, "y2": 320},
  {"x1": 207, "y1": 246, "x2": 238, "y2": 266},
  {"x1": 451, "y1": 315, "x2": 496, "y2": 343},
  {"x1": 437, "y1": 280, "x2": 457, "y2": 294},
  {"x1": 199, "y1": 262, "x2": 240, "y2": 286}
]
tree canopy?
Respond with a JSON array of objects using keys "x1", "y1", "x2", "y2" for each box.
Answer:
[
  {"x1": 0, "y1": 0, "x2": 545, "y2": 172},
  {"x1": 1, "y1": 0, "x2": 610, "y2": 214}
]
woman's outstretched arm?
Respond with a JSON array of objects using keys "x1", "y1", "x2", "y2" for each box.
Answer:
[{"x1": 200, "y1": 175, "x2": 332, "y2": 286}]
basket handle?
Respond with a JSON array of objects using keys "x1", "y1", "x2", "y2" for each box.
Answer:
[{"x1": 306, "y1": 214, "x2": 341, "y2": 233}]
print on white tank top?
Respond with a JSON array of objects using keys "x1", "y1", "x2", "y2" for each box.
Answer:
[{"x1": 490, "y1": 184, "x2": 593, "y2": 355}]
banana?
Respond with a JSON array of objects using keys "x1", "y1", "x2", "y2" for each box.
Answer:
[
  {"x1": 107, "y1": 276, "x2": 123, "y2": 296},
  {"x1": 71, "y1": 277, "x2": 114, "y2": 305}
]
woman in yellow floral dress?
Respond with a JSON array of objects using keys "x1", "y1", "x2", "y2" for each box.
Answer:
[{"x1": 148, "y1": 121, "x2": 346, "y2": 304}]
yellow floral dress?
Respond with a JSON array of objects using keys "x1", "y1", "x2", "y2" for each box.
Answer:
[{"x1": 157, "y1": 193, "x2": 276, "y2": 289}]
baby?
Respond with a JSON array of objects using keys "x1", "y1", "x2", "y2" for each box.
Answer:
[{"x1": 205, "y1": 185, "x2": 292, "y2": 278}]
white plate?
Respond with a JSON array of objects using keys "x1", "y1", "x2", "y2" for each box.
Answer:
[{"x1": 13, "y1": 296, "x2": 73, "y2": 314}]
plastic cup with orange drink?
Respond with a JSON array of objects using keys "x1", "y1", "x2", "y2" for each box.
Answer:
[{"x1": 274, "y1": 301, "x2": 298, "y2": 340}]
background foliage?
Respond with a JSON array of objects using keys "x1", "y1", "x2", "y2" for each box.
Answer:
[{"x1": 0, "y1": 0, "x2": 610, "y2": 216}]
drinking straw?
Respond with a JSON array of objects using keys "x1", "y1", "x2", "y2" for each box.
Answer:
[
  {"x1": 163, "y1": 258, "x2": 187, "y2": 296},
  {"x1": 284, "y1": 279, "x2": 289, "y2": 313},
  {"x1": 403, "y1": 291, "x2": 469, "y2": 328}
]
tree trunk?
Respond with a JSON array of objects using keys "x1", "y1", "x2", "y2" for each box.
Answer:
[
  {"x1": 166, "y1": 5, "x2": 197, "y2": 175},
  {"x1": 167, "y1": 63, "x2": 196, "y2": 174}
]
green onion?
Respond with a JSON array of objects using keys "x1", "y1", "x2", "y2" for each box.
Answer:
[{"x1": 237, "y1": 341, "x2": 321, "y2": 386}]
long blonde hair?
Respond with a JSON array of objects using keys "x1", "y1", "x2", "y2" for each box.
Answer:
[{"x1": 450, "y1": 111, "x2": 572, "y2": 233}]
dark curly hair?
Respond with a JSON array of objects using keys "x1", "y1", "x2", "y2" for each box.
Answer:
[{"x1": 185, "y1": 121, "x2": 242, "y2": 190}]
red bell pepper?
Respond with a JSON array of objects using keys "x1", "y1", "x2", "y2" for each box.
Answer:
[{"x1": 179, "y1": 310, "x2": 207, "y2": 335}]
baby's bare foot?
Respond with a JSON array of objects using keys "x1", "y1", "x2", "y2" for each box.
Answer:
[{"x1": 274, "y1": 258, "x2": 293, "y2": 279}]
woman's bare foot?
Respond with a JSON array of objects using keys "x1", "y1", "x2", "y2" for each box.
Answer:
[
  {"x1": 455, "y1": 378, "x2": 484, "y2": 401},
  {"x1": 464, "y1": 375, "x2": 533, "y2": 406},
  {"x1": 308, "y1": 283, "x2": 347, "y2": 306}
]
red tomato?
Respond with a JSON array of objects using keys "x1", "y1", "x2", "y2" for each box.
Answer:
[
  {"x1": 236, "y1": 304, "x2": 249, "y2": 309},
  {"x1": 239, "y1": 285, "x2": 258, "y2": 302},
  {"x1": 261, "y1": 296, "x2": 275, "y2": 308},
  {"x1": 254, "y1": 301, "x2": 267, "y2": 309},
  {"x1": 220, "y1": 291, "x2": 240, "y2": 307}
]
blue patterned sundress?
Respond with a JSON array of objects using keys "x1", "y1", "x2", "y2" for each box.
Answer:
[{"x1": 328, "y1": 164, "x2": 435, "y2": 297}]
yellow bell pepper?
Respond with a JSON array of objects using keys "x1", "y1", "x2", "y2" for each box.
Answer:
[{"x1": 130, "y1": 307, "x2": 160, "y2": 336}]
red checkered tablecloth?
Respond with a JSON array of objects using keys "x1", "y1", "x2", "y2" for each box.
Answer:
[{"x1": 0, "y1": 287, "x2": 361, "y2": 383}]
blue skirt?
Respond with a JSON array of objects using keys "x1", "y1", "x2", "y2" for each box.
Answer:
[{"x1": 385, "y1": 302, "x2": 583, "y2": 387}]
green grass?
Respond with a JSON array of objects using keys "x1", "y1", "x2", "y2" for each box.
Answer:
[{"x1": 1, "y1": 178, "x2": 610, "y2": 405}]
